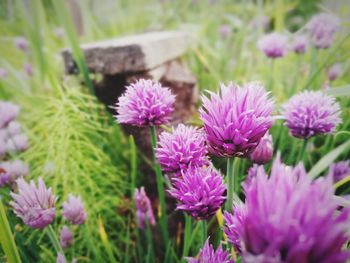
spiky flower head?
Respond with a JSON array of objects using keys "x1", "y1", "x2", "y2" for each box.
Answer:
[
  {"x1": 328, "y1": 63, "x2": 342, "y2": 82},
  {"x1": 134, "y1": 187, "x2": 155, "y2": 229},
  {"x1": 283, "y1": 91, "x2": 341, "y2": 139},
  {"x1": 60, "y1": 225, "x2": 74, "y2": 249},
  {"x1": 257, "y1": 33, "x2": 288, "y2": 58},
  {"x1": 249, "y1": 132, "x2": 273, "y2": 164},
  {"x1": 10, "y1": 177, "x2": 56, "y2": 228},
  {"x1": 6, "y1": 134, "x2": 29, "y2": 152},
  {"x1": 169, "y1": 166, "x2": 226, "y2": 219},
  {"x1": 186, "y1": 238, "x2": 234, "y2": 263},
  {"x1": 15, "y1": 37, "x2": 29, "y2": 52},
  {"x1": 115, "y1": 79, "x2": 175, "y2": 126},
  {"x1": 307, "y1": 13, "x2": 340, "y2": 49},
  {"x1": 200, "y1": 82, "x2": 274, "y2": 158},
  {"x1": 291, "y1": 35, "x2": 308, "y2": 54},
  {"x1": 0, "y1": 101, "x2": 20, "y2": 129},
  {"x1": 0, "y1": 160, "x2": 29, "y2": 186},
  {"x1": 62, "y1": 194, "x2": 87, "y2": 225},
  {"x1": 224, "y1": 157, "x2": 350, "y2": 263},
  {"x1": 328, "y1": 160, "x2": 350, "y2": 183},
  {"x1": 156, "y1": 124, "x2": 208, "y2": 176}
]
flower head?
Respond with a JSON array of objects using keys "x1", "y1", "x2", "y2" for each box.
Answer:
[
  {"x1": 0, "y1": 68, "x2": 8, "y2": 79},
  {"x1": 60, "y1": 225, "x2": 74, "y2": 249},
  {"x1": 62, "y1": 194, "x2": 87, "y2": 225},
  {"x1": 242, "y1": 164, "x2": 261, "y2": 190},
  {"x1": 186, "y1": 238, "x2": 234, "y2": 263},
  {"x1": 328, "y1": 63, "x2": 342, "y2": 82},
  {"x1": 6, "y1": 134, "x2": 29, "y2": 152},
  {"x1": 7, "y1": 121, "x2": 22, "y2": 136},
  {"x1": 291, "y1": 35, "x2": 308, "y2": 54},
  {"x1": 249, "y1": 132, "x2": 273, "y2": 164},
  {"x1": 328, "y1": 161, "x2": 350, "y2": 182},
  {"x1": 169, "y1": 166, "x2": 226, "y2": 219},
  {"x1": 257, "y1": 33, "x2": 288, "y2": 58},
  {"x1": 200, "y1": 82, "x2": 274, "y2": 158},
  {"x1": 283, "y1": 91, "x2": 341, "y2": 139},
  {"x1": 23, "y1": 63, "x2": 33, "y2": 77},
  {"x1": 156, "y1": 124, "x2": 208, "y2": 176},
  {"x1": 0, "y1": 160, "x2": 29, "y2": 187},
  {"x1": 224, "y1": 157, "x2": 350, "y2": 262},
  {"x1": 15, "y1": 37, "x2": 29, "y2": 52},
  {"x1": 0, "y1": 101, "x2": 20, "y2": 129},
  {"x1": 10, "y1": 178, "x2": 56, "y2": 228},
  {"x1": 307, "y1": 13, "x2": 340, "y2": 49},
  {"x1": 218, "y1": 25, "x2": 231, "y2": 39},
  {"x1": 134, "y1": 187, "x2": 155, "y2": 229},
  {"x1": 115, "y1": 79, "x2": 175, "y2": 126}
]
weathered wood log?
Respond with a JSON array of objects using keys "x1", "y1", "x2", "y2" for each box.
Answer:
[{"x1": 62, "y1": 31, "x2": 193, "y2": 75}]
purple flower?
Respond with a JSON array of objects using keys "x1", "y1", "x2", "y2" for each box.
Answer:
[
  {"x1": 62, "y1": 194, "x2": 87, "y2": 225},
  {"x1": 242, "y1": 164, "x2": 261, "y2": 190},
  {"x1": 0, "y1": 168, "x2": 11, "y2": 187},
  {"x1": 54, "y1": 28, "x2": 65, "y2": 38},
  {"x1": 186, "y1": 238, "x2": 234, "y2": 263},
  {"x1": 0, "y1": 68, "x2": 8, "y2": 79},
  {"x1": 15, "y1": 37, "x2": 29, "y2": 52},
  {"x1": 23, "y1": 63, "x2": 33, "y2": 77},
  {"x1": 328, "y1": 63, "x2": 342, "y2": 81},
  {"x1": 249, "y1": 132, "x2": 273, "y2": 164},
  {"x1": 156, "y1": 124, "x2": 208, "y2": 176},
  {"x1": 0, "y1": 137, "x2": 6, "y2": 158},
  {"x1": 134, "y1": 187, "x2": 155, "y2": 229},
  {"x1": 6, "y1": 134, "x2": 29, "y2": 152},
  {"x1": 56, "y1": 253, "x2": 66, "y2": 263},
  {"x1": 307, "y1": 13, "x2": 340, "y2": 49},
  {"x1": 169, "y1": 166, "x2": 226, "y2": 219},
  {"x1": 283, "y1": 91, "x2": 341, "y2": 139},
  {"x1": 10, "y1": 177, "x2": 56, "y2": 228},
  {"x1": 291, "y1": 35, "x2": 308, "y2": 54},
  {"x1": 200, "y1": 82, "x2": 274, "y2": 158},
  {"x1": 7, "y1": 121, "x2": 22, "y2": 136},
  {"x1": 0, "y1": 101, "x2": 20, "y2": 129},
  {"x1": 0, "y1": 160, "x2": 29, "y2": 186},
  {"x1": 60, "y1": 225, "x2": 74, "y2": 249},
  {"x1": 218, "y1": 25, "x2": 231, "y2": 39},
  {"x1": 328, "y1": 161, "x2": 350, "y2": 182},
  {"x1": 257, "y1": 33, "x2": 288, "y2": 58},
  {"x1": 115, "y1": 79, "x2": 175, "y2": 126},
  {"x1": 224, "y1": 157, "x2": 350, "y2": 263}
]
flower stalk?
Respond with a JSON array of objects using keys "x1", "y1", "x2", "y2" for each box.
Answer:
[
  {"x1": 46, "y1": 224, "x2": 64, "y2": 254},
  {"x1": 226, "y1": 157, "x2": 235, "y2": 210}
]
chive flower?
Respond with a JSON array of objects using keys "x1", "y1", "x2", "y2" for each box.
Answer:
[
  {"x1": 10, "y1": 177, "x2": 56, "y2": 228},
  {"x1": 282, "y1": 91, "x2": 341, "y2": 139},
  {"x1": 0, "y1": 160, "x2": 29, "y2": 186},
  {"x1": 62, "y1": 194, "x2": 87, "y2": 225},
  {"x1": 134, "y1": 187, "x2": 155, "y2": 229},
  {"x1": 291, "y1": 35, "x2": 308, "y2": 54},
  {"x1": 156, "y1": 124, "x2": 208, "y2": 176},
  {"x1": 224, "y1": 157, "x2": 350, "y2": 262},
  {"x1": 200, "y1": 82, "x2": 274, "y2": 158},
  {"x1": 307, "y1": 13, "x2": 340, "y2": 49},
  {"x1": 60, "y1": 225, "x2": 74, "y2": 249},
  {"x1": 169, "y1": 166, "x2": 226, "y2": 219},
  {"x1": 257, "y1": 33, "x2": 288, "y2": 58},
  {"x1": 249, "y1": 132, "x2": 273, "y2": 164},
  {"x1": 0, "y1": 101, "x2": 20, "y2": 129},
  {"x1": 328, "y1": 161, "x2": 350, "y2": 182},
  {"x1": 328, "y1": 63, "x2": 342, "y2": 82},
  {"x1": 186, "y1": 238, "x2": 234, "y2": 263},
  {"x1": 115, "y1": 79, "x2": 175, "y2": 126}
]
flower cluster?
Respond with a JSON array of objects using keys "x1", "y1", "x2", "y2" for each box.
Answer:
[
  {"x1": 257, "y1": 33, "x2": 288, "y2": 58},
  {"x1": 200, "y1": 82, "x2": 274, "y2": 158},
  {"x1": 62, "y1": 194, "x2": 87, "y2": 225},
  {"x1": 283, "y1": 91, "x2": 341, "y2": 139},
  {"x1": 134, "y1": 187, "x2": 156, "y2": 229},
  {"x1": 224, "y1": 157, "x2": 350, "y2": 262},
  {"x1": 249, "y1": 132, "x2": 273, "y2": 164},
  {"x1": 169, "y1": 166, "x2": 226, "y2": 219},
  {"x1": 291, "y1": 35, "x2": 308, "y2": 54},
  {"x1": 115, "y1": 79, "x2": 175, "y2": 126},
  {"x1": 328, "y1": 160, "x2": 350, "y2": 182},
  {"x1": 156, "y1": 124, "x2": 208, "y2": 176}
]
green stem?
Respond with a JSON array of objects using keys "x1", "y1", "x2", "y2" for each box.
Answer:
[
  {"x1": 182, "y1": 215, "x2": 192, "y2": 259},
  {"x1": 145, "y1": 220, "x2": 155, "y2": 263},
  {"x1": 291, "y1": 55, "x2": 302, "y2": 94},
  {"x1": 269, "y1": 59, "x2": 275, "y2": 92},
  {"x1": 226, "y1": 157, "x2": 235, "y2": 210},
  {"x1": 0, "y1": 199, "x2": 22, "y2": 263},
  {"x1": 297, "y1": 139, "x2": 308, "y2": 164},
  {"x1": 201, "y1": 220, "x2": 207, "y2": 245},
  {"x1": 149, "y1": 126, "x2": 169, "y2": 245},
  {"x1": 46, "y1": 225, "x2": 64, "y2": 254},
  {"x1": 308, "y1": 47, "x2": 318, "y2": 88}
]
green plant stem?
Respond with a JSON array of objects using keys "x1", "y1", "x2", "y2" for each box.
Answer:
[
  {"x1": 297, "y1": 139, "x2": 308, "y2": 164},
  {"x1": 269, "y1": 59, "x2": 275, "y2": 92},
  {"x1": 226, "y1": 157, "x2": 235, "y2": 210},
  {"x1": 182, "y1": 215, "x2": 192, "y2": 259},
  {"x1": 46, "y1": 225, "x2": 64, "y2": 254},
  {"x1": 0, "y1": 199, "x2": 22, "y2": 263},
  {"x1": 201, "y1": 220, "x2": 207, "y2": 245},
  {"x1": 149, "y1": 126, "x2": 170, "y2": 245},
  {"x1": 291, "y1": 55, "x2": 302, "y2": 94},
  {"x1": 145, "y1": 220, "x2": 155, "y2": 263},
  {"x1": 308, "y1": 47, "x2": 318, "y2": 88}
]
